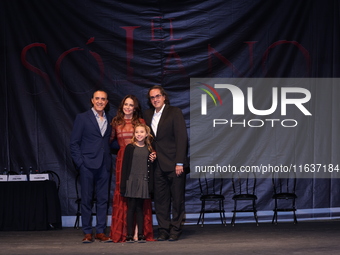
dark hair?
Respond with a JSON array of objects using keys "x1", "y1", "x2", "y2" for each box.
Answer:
[
  {"x1": 92, "y1": 90, "x2": 108, "y2": 99},
  {"x1": 111, "y1": 95, "x2": 143, "y2": 127},
  {"x1": 91, "y1": 90, "x2": 109, "y2": 111},
  {"x1": 147, "y1": 85, "x2": 170, "y2": 107}
]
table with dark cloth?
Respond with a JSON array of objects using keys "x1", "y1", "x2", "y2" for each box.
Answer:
[{"x1": 0, "y1": 180, "x2": 62, "y2": 231}]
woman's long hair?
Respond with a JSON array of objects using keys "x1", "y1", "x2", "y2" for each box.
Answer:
[
  {"x1": 131, "y1": 123, "x2": 154, "y2": 152},
  {"x1": 111, "y1": 95, "x2": 143, "y2": 127}
]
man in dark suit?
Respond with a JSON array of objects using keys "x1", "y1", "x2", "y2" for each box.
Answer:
[
  {"x1": 70, "y1": 90, "x2": 113, "y2": 243},
  {"x1": 143, "y1": 85, "x2": 188, "y2": 241}
]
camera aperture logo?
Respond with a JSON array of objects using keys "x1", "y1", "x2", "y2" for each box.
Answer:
[
  {"x1": 196, "y1": 82, "x2": 223, "y2": 114},
  {"x1": 195, "y1": 80, "x2": 312, "y2": 128}
]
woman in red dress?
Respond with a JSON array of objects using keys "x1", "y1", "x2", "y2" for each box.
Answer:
[{"x1": 110, "y1": 95, "x2": 154, "y2": 242}]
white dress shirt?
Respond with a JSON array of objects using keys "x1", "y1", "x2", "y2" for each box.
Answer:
[{"x1": 151, "y1": 104, "x2": 165, "y2": 136}]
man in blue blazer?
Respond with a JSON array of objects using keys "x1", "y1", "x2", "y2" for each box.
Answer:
[
  {"x1": 70, "y1": 90, "x2": 113, "y2": 243},
  {"x1": 143, "y1": 85, "x2": 188, "y2": 241}
]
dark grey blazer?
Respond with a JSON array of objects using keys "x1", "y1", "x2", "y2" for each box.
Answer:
[{"x1": 143, "y1": 104, "x2": 188, "y2": 172}]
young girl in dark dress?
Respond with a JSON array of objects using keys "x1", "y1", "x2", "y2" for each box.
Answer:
[{"x1": 120, "y1": 123, "x2": 154, "y2": 243}]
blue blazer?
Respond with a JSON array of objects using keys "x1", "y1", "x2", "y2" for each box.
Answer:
[{"x1": 70, "y1": 109, "x2": 112, "y2": 171}]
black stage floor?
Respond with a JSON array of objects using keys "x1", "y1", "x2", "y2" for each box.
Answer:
[{"x1": 0, "y1": 220, "x2": 340, "y2": 255}]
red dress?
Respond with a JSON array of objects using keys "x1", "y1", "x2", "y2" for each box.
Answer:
[{"x1": 110, "y1": 118, "x2": 154, "y2": 242}]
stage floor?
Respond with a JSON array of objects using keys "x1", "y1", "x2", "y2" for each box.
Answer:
[{"x1": 0, "y1": 220, "x2": 339, "y2": 254}]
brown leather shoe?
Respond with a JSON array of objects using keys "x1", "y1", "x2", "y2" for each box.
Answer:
[
  {"x1": 82, "y1": 234, "x2": 93, "y2": 243},
  {"x1": 95, "y1": 233, "x2": 112, "y2": 243}
]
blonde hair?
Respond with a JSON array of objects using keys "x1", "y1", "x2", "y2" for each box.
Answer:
[{"x1": 131, "y1": 123, "x2": 154, "y2": 152}]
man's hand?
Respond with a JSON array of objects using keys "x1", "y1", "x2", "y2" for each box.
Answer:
[
  {"x1": 175, "y1": 165, "x2": 184, "y2": 176},
  {"x1": 149, "y1": 151, "x2": 157, "y2": 162}
]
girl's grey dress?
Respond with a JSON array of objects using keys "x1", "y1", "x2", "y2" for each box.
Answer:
[{"x1": 124, "y1": 146, "x2": 150, "y2": 199}]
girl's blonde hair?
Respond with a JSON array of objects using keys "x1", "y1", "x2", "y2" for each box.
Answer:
[{"x1": 131, "y1": 123, "x2": 154, "y2": 152}]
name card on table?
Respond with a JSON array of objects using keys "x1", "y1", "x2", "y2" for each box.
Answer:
[
  {"x1": 29, "y1": 173, "x2": 49, "y2": 181},
  {"x1": 0, "y1": 175, "x2": 8, "y2": 182},
  {"x1": 8, "y1": 175, "x2": 28, "y2": 181}
]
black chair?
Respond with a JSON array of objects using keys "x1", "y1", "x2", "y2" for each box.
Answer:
[
  {"x1": 7, "y1": 171, "x2": 19, "y2": 175},
  {"x1": 197, "y1": 173, "x2": 226, "y2": 227},
  {"x1": 41, "y1": 170, "x2": 60, "y2": 192},
  {"x1": 231, "y1": 171, "x2": 258, "y2": 226},
  {"x1": 74, "y1": 172, "x2": 97, "y2": 229},
  {"x1": 272, "y1": 171, "x2": 297, "y2": 224}
]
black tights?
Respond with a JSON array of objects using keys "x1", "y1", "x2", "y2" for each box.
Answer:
[{"x1": 127, "y1": 198, "x2": 144, "y2": 236}]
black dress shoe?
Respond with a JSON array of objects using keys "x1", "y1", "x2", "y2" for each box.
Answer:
[
  {"x1": 138, "y1": 234, "x2": 146, "y2": 243},
  {"x1": 126, "y1": 235, "x2": 134, "y2": 243},
  {"x1": 168, "y1": 234, "x2": 179, "y2": 241},
  {"x1": 157, "y1": 233, "x2": 169, "y2": 241}
]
